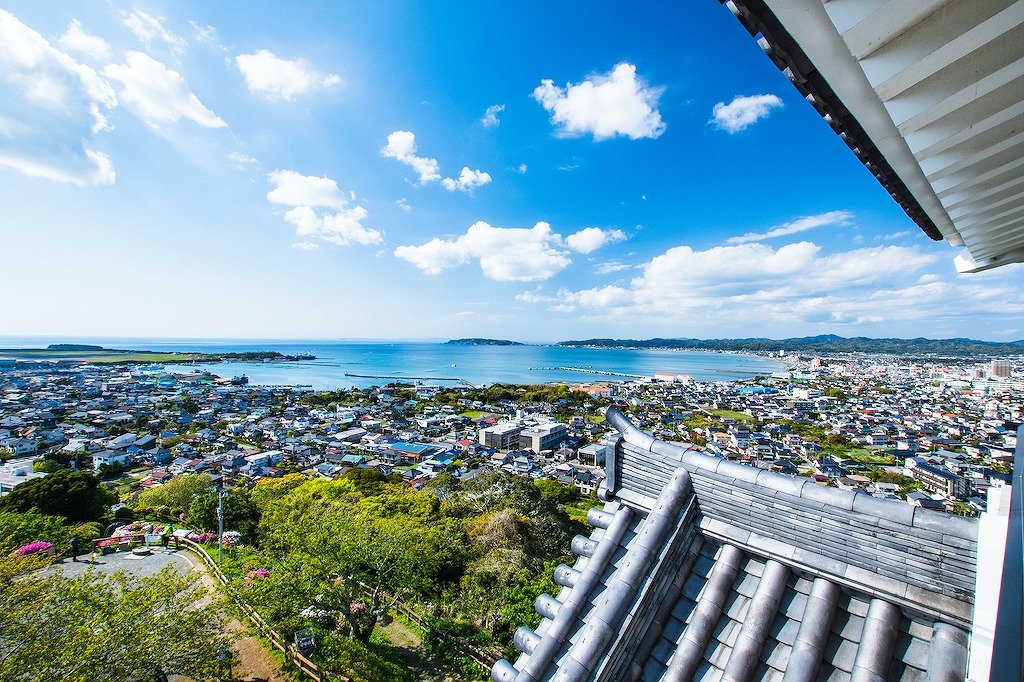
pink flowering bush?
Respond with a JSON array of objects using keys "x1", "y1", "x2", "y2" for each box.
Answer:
[
  {"x1": 17, "y1": 541, "x2": 53, "y2": 556},
  {"x1": 195, "y1": 531, "x2": 218, "y2": 544},
  {"x1": 245, "y1": 568, "x2": 270, "y2": 585},
  {"x1": 349, "y1": 601, "x2": 368, "y2": 616}
]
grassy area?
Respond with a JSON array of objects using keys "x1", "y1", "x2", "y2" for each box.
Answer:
[
  {"x1": 0, "y1": 348, "x2": 295, "y2": 365},
  {"x1": 0, "y1": 349, "x2": 207, "y2": 364},
  {"x1": 459, "y1": 411, "x2": 499, "y2": 419},
  {"x1": 709, "y1": 409, "x2": 756, "y2": 424}
]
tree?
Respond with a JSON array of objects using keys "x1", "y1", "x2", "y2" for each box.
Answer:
[
  {"x1": 0, "y1": 560, "x2": 231, "y2": 681},
  {"x1": 257, "y1": 480, "x2": 457, "y2": 644},
  {"x1": 0, "y1": 470, "x2": 115, "y2": 523},
  {"x1": 188, "y1": 488, "x2": 260, "y2": 542},
  {"x1": 0, "y1": 510, "x2": 68, "y2": 554},
  {"x1": 136, "y1": 473, "x2": 213, "y2": 514}
]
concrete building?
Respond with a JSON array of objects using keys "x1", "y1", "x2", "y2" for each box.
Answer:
[
  {"x1": 990, "y1": 360, "x2": 1011, "y2": 378},
  {"x1": 479, "y1": 422, "x2": 524, "y2": 450},
  {"x1": 912, "y1": 462, "x2": 968, "y2": 500},
  {"x1": 519, "y1": 422, "x2": 569, "y2": 454}
]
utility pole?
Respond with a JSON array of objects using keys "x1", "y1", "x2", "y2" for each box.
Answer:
[{"x1": 217, "y1": 482, "x2": 227, "y2": 566}]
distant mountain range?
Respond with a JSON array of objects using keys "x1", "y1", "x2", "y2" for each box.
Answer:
[
  {"x1": 445, "y1": 338, "x2": 525, "y2": 346},
  {"x1": 556, "y1": 335, "x2": 1024, "y2": 356}
]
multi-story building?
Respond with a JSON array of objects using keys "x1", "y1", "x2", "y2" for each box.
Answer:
[
  {"x1": 518, "y1": 422, "x2": 568, "y2": 454},
  {"x1": 912, "y1": 462, "x2": 968, "y2": 499},
  {"x1": 478, "y1": 422, "x2": 523, "y2": 450}
]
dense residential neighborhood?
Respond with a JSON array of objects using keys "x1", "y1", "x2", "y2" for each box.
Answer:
[{"x1": 1, "y1": 352, "x2": 1020, "y2": 517}]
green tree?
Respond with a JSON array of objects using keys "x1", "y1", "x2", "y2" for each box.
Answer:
[
  {"x1": 0, "y1": 510, "x2": 68, "y2": 554},
  {"x1": 136, "y1": 473, "x2": 212, "y2": 514},
  {"x1": 0, "y1": 470, "x2": 115, "y2": 523},
  {"x1": 188, "y1": 488, "x2": 260, "y2": 542},
  {"x1": 0, "y1": 561, "x2": 231, "y2": 681}
]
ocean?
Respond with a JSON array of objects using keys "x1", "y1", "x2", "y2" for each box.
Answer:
[
  {"x1": 0, "y1": 338, "x2": 787, "y2": 390},
  {"x1": 156, "y1": 341, "x2": 785, "y2": 390}
]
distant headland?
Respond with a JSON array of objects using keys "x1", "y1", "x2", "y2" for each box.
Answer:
[
  {"x1": 445, "y1": 338, "x2": 525, "y2": 346},
  {"x1": 0, "y1": 345, "x2": 316, "y2": 365},
  {"x1": 557, "y1": 335, "x2": 1024, "y2": 356}
]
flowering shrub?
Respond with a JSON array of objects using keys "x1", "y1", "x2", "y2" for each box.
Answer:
[
  {"x1": 245, "y1": 568, "x2": 270, "y2": 584},
  {"x1": 222, "y1": 531, "x2": 241, "y2": 547},
  {"x1": 195, "y1": 531, "x2": 218, "y2": 544},
  {"x1": 349, "y1": 601, "x2": 368, "y2": 616},
  {"x1": 17, "y1": 541, "x2": 53, "y2": 555}
]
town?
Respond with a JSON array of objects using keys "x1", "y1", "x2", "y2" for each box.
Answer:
[{"x1": 2, "y1": 352, "x2": 1020, "y2": 516}]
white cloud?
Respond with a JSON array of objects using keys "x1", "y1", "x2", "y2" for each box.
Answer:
[
  {"x1": 291, "y1": 241, "x2": 319, "y2": 250},
  {"x1": 532, "y1": 63, "x2": 666, "y2": 141},
  {"x1": 711, "y1": 94, "x2": 782, "y2": 133},
  {"x1": 121, "y1": 10, "x2": 187, "y2": 55},
  {"x1": 515, "y1": 163, "x2": 527, "y2": 174},
  {"x1": 395, "y1": 198, "x2": 412, "y2": 212},
  {"x1": 380, "y1": 130, "x2": 440, "y2": 184},
  {"x1": 190, "y1": 21, "x2": 224, "y2": 50},
  {"x1": 524, "y1": 239, "x2": 970, "y2": 331},
  {"x1": 442, "y1": 167, "x2": 491, "y2": 193},
  {"x1": 595, "y1": 261, "x2": 633, "y2": 275},
  {"x1": 235, "y1": 50, "x2": 341, "y2": 102},
  {"x1": 566, "y1": 227, "x2": 627, "y2": 253},
  {"x1": 58, "y1": 20, "x2": 110, "y2": 61},
  {"x1": 103, "y1": 51, "x2": 226, "y2": 129},
  {"x1": 727, "y1": 210, "x2": 852, "y2": 244},
  {"x1": 228, "y1": 151, "x2": 258, "y2": 166},
  {"x1": 481, "y1": 104, "x2": 505, "y2": 127},
  {"x1": 0, "y1": 10, "x2": 117, "y2": 185},
  {"x1": 267, "y1": 169, "x2": 381, "y2": 246},
  {"x1": 394, "y1": 221, "x2": 571, "y2": 281}
]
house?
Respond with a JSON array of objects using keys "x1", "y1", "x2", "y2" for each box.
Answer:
[
  {"x1": 577, "y1": 443, "x2": 605, "y2": 467},
  {"x1": 92, "y1": 450, "x2": 131, "y2": 471}
]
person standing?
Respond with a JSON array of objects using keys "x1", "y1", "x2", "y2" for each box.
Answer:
[{"x1": 69, "y1": 535, "x2": 80, "y2": 562}]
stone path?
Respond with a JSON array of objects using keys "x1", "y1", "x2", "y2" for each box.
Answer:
[{"x1": 51, "y1": 548, "x2": 288, "y2": 682}]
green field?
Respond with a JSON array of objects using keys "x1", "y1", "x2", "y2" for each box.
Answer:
[{"x1": 0, "y1": 347, "x2": 302, "y2": 365}]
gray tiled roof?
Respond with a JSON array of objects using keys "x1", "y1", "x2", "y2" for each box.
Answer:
[{"x1": 492, "y1": 408, "x2": 974, "y2": 682}]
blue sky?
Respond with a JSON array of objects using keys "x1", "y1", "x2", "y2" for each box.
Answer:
[{"x1": 1, "y1": 1, "x2": 1021, "y2": 343}]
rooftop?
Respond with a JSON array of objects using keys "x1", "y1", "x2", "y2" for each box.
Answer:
[
  {"x1": 492, "y1": 408, "x2": 1022, "y2": 681},
  {"x1": 724, "y1": 0, "x2": 1024, "y2": 273}
]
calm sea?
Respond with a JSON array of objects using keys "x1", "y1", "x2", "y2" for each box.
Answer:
[{"x1": 1, "y1": 338, "x2": 786, "y2": 390}]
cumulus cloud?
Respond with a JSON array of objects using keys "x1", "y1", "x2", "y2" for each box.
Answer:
[
  {"x1": 711, "y1": 94, "x2": 782, "y2": 133},
  {"x1": 442, "y1": 167, "x2": 491, "y2": 192},
  {"x1": 380, "y1": 130, "x2": 440, "y2": 184},
  {"x1": 121, "y1": 10, "x2": 187, "y2": 55},
  {"x1": 727, "y1": 210, "x2": 852, "y2": 244},
  {"x1": 103, "y1": 51, "x2": 226, "y2": 129},
  {"x1": 292, "y1": 241, "x2": 319, "y2": 250},
  {"x1": 515, "y1": 163, "x2": 528, "y2": 174},
  {"x1": 566, "y1": 227, "x2": 627, "y2": 253},
  {"x1": 58, "y1": 20, "x2": 110, "y2": 60},
  {"x1": 519, "y1": 238, "x2": 976, "y2": 332},
  {"x1": 267, "y1": 169, "x2": 381, "y2": 246},
  {"x1": 394, "y1": 221, "x2": 571, "y2": 281},
  {"x1": 481, "y1": 104, "x2": 505, "y2": 127},
  {"x1": 532, "y1": 63, "x2": 666, "y2": 140},
  {"x1": 0, "y1": 10, "x2": 116, "y2": 185},
  {"x1": 235, "y1": 50, "x2": 341, "y2": 101}
]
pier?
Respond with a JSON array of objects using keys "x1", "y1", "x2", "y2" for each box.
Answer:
[
  {"x1": 344, "y1": 373, "x2": 480, "y2": 389},
  {"x1": 529, "y1": 366, "x2": 648, "y2": 380}
]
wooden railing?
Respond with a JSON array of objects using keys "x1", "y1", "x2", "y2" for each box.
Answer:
[
  {"x1": 178, "y1": 538, "x2": 352, "y2": 682},
  {"x1": 98, "y1": 533, "x2": 500, "y2": 680},
  {"x1": 372, "y1": 585, "x2": 495, "y2": 673}
]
